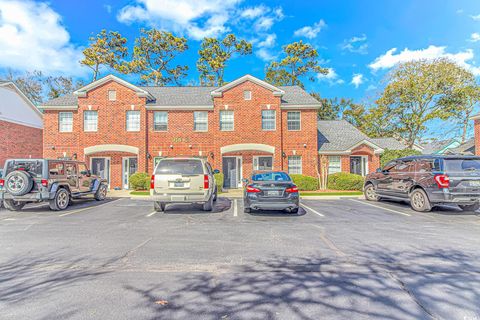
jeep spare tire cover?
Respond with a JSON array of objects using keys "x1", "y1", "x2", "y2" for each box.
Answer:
[{"x1": 5, "y1": 171, "x2": 34, "y2": 196}]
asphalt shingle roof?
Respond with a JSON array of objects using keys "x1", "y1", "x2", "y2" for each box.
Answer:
[
  {"x1": 421, "y1": 139, "x2": 455, "y2": 154},
  {"x1": 448, "y1": 138, "x2": 475, "y2": 155},
  {"x1": 318, "y1": 120, "x2": 408, "y2": 152},
  {"x1": 40, "y1": 84, "x2": 320, "y2": 107}
]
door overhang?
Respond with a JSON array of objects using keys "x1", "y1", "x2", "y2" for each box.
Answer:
[
  {"x1": 220, "y1": 143, "x2": 275, "y2": 154},
  {"x1": 84, "y1": 144, "x2": 139, "y2": 156}
]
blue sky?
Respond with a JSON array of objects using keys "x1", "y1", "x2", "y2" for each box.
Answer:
[{"x1": 1, "y1": 0, "x2": 480, "y2": 138}]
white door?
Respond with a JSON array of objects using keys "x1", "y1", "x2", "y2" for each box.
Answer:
[
  {"x1": 123, "y1": 157, "x2": 138, "y2": 189},
  {"x1": 91, "y1": 157, "x2": 111, "y2": 187}
]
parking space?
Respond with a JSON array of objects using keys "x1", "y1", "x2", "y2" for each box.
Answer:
[{"x1": 1, "y1": 196, "x2": 480, "y2": 319}]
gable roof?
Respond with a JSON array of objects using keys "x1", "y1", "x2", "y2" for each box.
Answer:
[
  {"x1": 421, "y1": 138, "x2": 460, "y2": 154},
  {"x1": 446, "y1": 138, "x2": 475, "y2": 155},
  {"x1": 0, "y1": 81, "x2": 43, "y2": 119},
  {"x1": 210, "y1": 74, "x2": 284, "y2": 97},
  {"x1": 74, "y1": 74, "x2": 154, "y2": 100},
  {"x1": 317, "y1": 120, "x2": 408, "y2": 154}
]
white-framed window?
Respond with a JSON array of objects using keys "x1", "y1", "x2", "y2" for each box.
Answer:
[
  {"x1": 194, "y1": 111, "x2": 208, "y2": 131},
  {"x1": 108, "y1": 90, "x2": 116, "y2": 101},
  {"x1": 244, "y1": 90, "x2": 252, "y2": 100},
  {"x1": 262, "y1": 110, "x2": 276, "y2": 130},
  {"x1": 253, "y1": 156, "x2": 273, "y2": 171},
  {"x1": 153, "y1": 111, "x2": 168, "y2": 131},
  {"x1": 220, "y1": 110, "x2": 234, "y2": 131},
  {"x1": 328, "y1": 156, "x2": 342, "y2": 174},
  {"x1": 287, "y1": 111, "x2": 301, "y2": 131},
  {"x1": 126, "y1": 111, "x2": 141, "y2": 131},
  {"x1": 288, "y1": 156, "x2": 302, "y2": 174},
  {"x1": 83, "y1": 111, "x2": 98, "y2": 132},
  {"x1": 59, "y1": 112, "x2": 73, "y2": 132}
]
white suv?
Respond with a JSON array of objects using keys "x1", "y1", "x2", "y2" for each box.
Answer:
[{"x1": 150, "y1": 157, "x2": 219, "y2": 212}]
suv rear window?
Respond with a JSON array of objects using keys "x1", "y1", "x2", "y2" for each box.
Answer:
[
  {"x1": 155, "y1": 159, "x2": 204, "y2": 175},
  {"x1": 252, "y1": 172, "x2": 291, "y2": 181},
  {"x1": 4, "y1": 160, "x2": 43, "y2": 178},
  {"x1": 444, "y1": 159, "x2": 480, "y2": 173}
]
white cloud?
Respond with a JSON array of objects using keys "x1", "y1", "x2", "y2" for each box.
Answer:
[
  {"x1": 341, "y1": 34, "x2": 368, "y2": 54},
  {"x1": 253, "y1": 7, "x2": 284, "y2": 31},
  {"x1": 470, "y1": 32, "x2": 480, "y2": 42},
  {"x1": 366, "y1": 84, "x2": 377, "y2": 91},
  {"x1": 104, "y1": 4, "x2": 112, "y2": 13},
  {"x1": 369, "y1": 45, "x2": 480, "y2": 75},
  {"x1": 351, "y1": 74, "x2": 364, "y2": 88},
  {"x1": 0, "y1": 0, "x2": 85, "y2": 75},
  {"x1": 471, "y1": 14, "x2": 480, "y2": 21},
  {"x1": 254, "y1": 34, "x2": 277, "y2": 61},
  {"x1": 117, "y1": 0, "x2": 241, "y2": 40},
  {"x1": 293, "y1": 19, "x2": 326, "y2": 39},
  {"x1": 240, "y1": 5, "x2": 268, "y2": 19},
  {"x1": 317, "y1": 68, "x2": 344, "y2": 85}
]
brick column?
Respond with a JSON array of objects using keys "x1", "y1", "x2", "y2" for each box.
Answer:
[{"x1": 475, "y1": 119, "x2": 480, "y2": 156}]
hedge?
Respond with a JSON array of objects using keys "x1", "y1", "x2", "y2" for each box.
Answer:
[
  {"x1": 129, "y1": 172, "x2": 150, "y2": 191},
  {"x1": 327, "y1": 172, "x2": 364, "y2": 191},
  {"x1": 214, "y1": 173, "x2": 224, "y2": 191},
  {"x1": 290, "y1": 174, "x2": 319, "y2": 191}
]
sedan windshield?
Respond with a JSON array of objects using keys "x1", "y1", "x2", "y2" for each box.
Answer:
[{"x1": 252, "y1": 172, "x2": 291, "y2": 182}]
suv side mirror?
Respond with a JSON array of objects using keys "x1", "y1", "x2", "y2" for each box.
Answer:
[{"x1": 213, "y1": 169, "x2": 220, "y2": 174}]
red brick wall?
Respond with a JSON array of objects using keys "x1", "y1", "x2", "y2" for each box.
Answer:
[
  {"x1": 0, "y1": 120, "x2": 43, "y2": 168},
  {"x1": 475, "y1": 119, "x2": 480, "y2": 156}
]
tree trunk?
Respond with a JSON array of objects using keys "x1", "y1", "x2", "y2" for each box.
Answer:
[{"x1": 462, "y1": 118, "x2": 468, "y2": 144}]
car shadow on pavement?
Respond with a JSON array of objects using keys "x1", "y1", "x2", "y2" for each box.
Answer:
[
  {"x1": 247, "y1": 207, "x2": 307, "y2": 217},
  {"x1": 13, "y1": 198, "x2": 118, "y2": 214},
  {"x1": 376, "y1": 199, "x2": 480, "y2": 216},
  {"x1": 163, "y1": 197, "x2": 232, "y2": 215},
  {"x1": 123, "y1": 247, "x2": 480, "y2": 320}
]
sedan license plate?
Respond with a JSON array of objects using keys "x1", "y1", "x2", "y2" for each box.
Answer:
[
  {"x1": 266, "y1": 191, "x2": 280, "y2": 197},
  {"x1": 470, "y1": 180, "x2": 480, "y2": 187},
  {"x1": 174, "y1": 182, "x2": 185, "y2": 188}
]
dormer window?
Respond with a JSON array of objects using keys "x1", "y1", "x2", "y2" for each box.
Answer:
[
  {"x1": 108, "y1": 90, "x2": 117, "y2": 101},
  {"x1": 244, "y1": 90, "x2": 252, "y2": 100}
]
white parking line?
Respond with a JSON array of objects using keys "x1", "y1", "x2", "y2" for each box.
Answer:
[
  {"x1": 350, "y1": 199, "x2": 411, "y2": 217},
  {"x1": 233, "y1": 199, "x2": 238, "y2": 217},
  {"x1": 146, "y1": 211, "x2": 158, "y2": 217},
  {"x1": 59, "y1": 199, "x2": 120, "y2": 217},
  {"x1": 301, "y1": 203, "x2": 325, "y2": 217}
]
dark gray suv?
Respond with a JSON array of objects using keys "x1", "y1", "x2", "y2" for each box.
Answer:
[
  {"x1": 364, "y1": 155, "x2": 480, "y2": 212},
  {"x1": 0, "y1": 159, "x2": 108, "y2": 211}
]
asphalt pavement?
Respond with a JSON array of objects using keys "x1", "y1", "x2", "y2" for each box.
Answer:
[{"x1": 0, "y1": 196, "x2": 479, "y2": 320}]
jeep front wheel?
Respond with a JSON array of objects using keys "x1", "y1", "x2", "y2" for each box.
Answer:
[
  {"x1": 4, "y1": 200, "x2": 26, "y2": 211},
  {"x1": 94, "y1": 184, "x2": 108, "y2": 201},
  {"x1": 49, "y1": 188, "x2": 70, "y2": 211}
]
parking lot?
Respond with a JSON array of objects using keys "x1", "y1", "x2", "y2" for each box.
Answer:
[{"x1": 1, "y1": 196, "x2": 480, "y2": 320}]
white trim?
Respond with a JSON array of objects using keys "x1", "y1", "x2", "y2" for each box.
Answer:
[
  {"x1": 74, "y1": 74, "x2": 154, "y2": 100},
  {"x1": 261, "y1": 109, "x2": 276, "y2": 131},
  {"x1": 281, "y1": 104, "x2": 321, "y2": 110},
  {"x1": 350, "y1": 155, "x2": 369, "y2": 176},
  {"x1": 0, "y1": 116, "x2": 43, "y2": 129},
  {"x1": 211, "y1": 74, "x2": 284, "y2": 97},
  {"x1": 90, "y1": 157, "x2": 111, "y2": 188},
  {"x1": 470, "y1": 113, "x2": 480, "y2": 120},
  {"x1": 122, "y1": 157, "x2": 138, "y2": 189},
  {"x1": 319, "y1": 151, "x2": 351, "y2": 155},
  {"x1": 193, "y1": 111, "x2": 209, "y2": 132},
  {"x1": 222, "y1": 156, "x2": 243, "y2": 188},
  {"x1": 286, "y1": 111, "x2": 301, "y2": 131},
  {"x1": 146, "y1": 105, "x2": 213, "y2": 111},
  {"x1": 253, "y1": 155, "x2": 274, "y2": 171},
  {"x1": 221, "y1": 143, "x2": 275, "y2": 154},
  {"x1": 346, "y1": 139, "x2": 384, "y2": 154},
  {"x1": 39, "y1": 105, "x2": 78, "y2": 110},
  {"x1": 84, "y1": 144, "x2": 139, "y2": 156},
  {"x1": 0, "y1": 82, "x2": 43, "y2": 120}
]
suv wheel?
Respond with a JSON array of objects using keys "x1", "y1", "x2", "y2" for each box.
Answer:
[
  {"x1": 154, "y1": 201, "x2": 166, "y2": 212},
  {"x1": 49, "y1": 188, "x2": 70, "y2": 211},
  {"x1": 5, "y1": 171, "x2": 33, "y2": 196},
  {"x1": 364, "y1": 184, "x2": 379, "y2": 201},
  {"x1": 410, "y1": 189, "x2": 432, "y2": 212},
  {"x1": 4, "y1": 200, "x2": 26, "y2": 211},
  {"x1": 203, "y1": 195, "x2": 213, "y2": 211},
  {"x1": 94, "y1": 184, "x2": 108, "y2": 201},
  {"x1": 459, "y1": 203, "x2": 480, "y2": 212}
]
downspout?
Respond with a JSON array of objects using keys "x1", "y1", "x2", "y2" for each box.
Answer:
[{"x1": 280, "y1": 105, "x2": 284, "y2": 171}]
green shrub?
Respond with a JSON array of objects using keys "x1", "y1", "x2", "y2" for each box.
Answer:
[
  {"x1": 380, "y1": 148, "x2": 421, "y2": 167},
  {"x1": 327, "y1": 172, "x2": 364, "y2": 191},
  {"x1": 214, "y1": 173, "x2": 224, "y2": 191},
  {"x1": 129, "y1": 172, "x2": 150, "y2": 191},
  {"x1": 290, "y1": 174, "x2": 319, "y2": 191}
]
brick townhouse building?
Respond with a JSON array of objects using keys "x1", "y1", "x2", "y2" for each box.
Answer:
[
  {"x1": 0, "y1": 81, "x2": 43, "y2": 168},
  {"x1": 40, "y1": 74, "x2": 406, "y2": 190}
]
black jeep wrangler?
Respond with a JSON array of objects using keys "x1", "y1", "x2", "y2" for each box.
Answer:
[{"x1": 0, "y1": 159, "x2": 108, "y2": 211}]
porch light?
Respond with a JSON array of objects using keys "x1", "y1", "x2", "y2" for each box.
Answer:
[
  {"x1": 209, "y1": 152, "x2": 214, "y2": 159},
  {"x1": 189, "y1": 145, "x2": 193, "y2": 149},
  {"x1": 169, "y1": 145, "x2": 173, "y2": 149},
  {"x1": 147, "y1": 152, "x2": 152, "y2": 159},
  {"x1": 303, "y1": 143, "x2": 307, "y2": 148},
  {"x1": 282, "y1": 152, "x2": 286, "y2": 158}
]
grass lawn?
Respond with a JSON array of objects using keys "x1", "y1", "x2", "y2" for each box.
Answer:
[
  {"x1": 300, "y1": 191, "x2": 363, "y2": 196},
  {"x1": 130, "y1": 191, "x2": 150, "y2": 196}
]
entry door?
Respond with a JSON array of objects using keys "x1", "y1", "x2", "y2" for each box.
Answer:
[
  {"x1": 123, "y1": 158, "x2": 138, "y2": 189},
  {"x1": 350, "y1": 157, "x2": 362, "y2": 175},
  {"x1": 91, "y1": 158, "x2": 110, "y2": 186},
  {"x1": 223, "y1": 157, "x2": 242, "y2": 188}
]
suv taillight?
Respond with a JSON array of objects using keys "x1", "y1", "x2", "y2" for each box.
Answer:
[
  {"x1": 150, "y1": 175, "x2": 155, "y2": 189},
  {"x1": 246, "y1": 185, "x2": 261, "y2": 193},
  {"x1": 434, "y1": 174, "x2": 449, "y2": 189},
  {"x1": 41, "y1": 179, "x2": 48, "y2": 187},
  {"x1": 0, "y1": 179, "x2": 4, "y2": 187},
  {"x1": 285, "y1": 185, "x2": 299, "y2": 193},
  {"x1": 204, "y1": 175, "x2": 209, "y2": 189}
]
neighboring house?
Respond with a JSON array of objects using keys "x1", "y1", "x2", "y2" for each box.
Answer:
[
  {"x1": 445, "y1": 138, "x2": 475, "y2": 155},
  {"x1": 40, "y1": 74, "x2": 320, "y2": 189},
  {"x1": 318, "y1": 120, "x2": 409, "y2": 176},
  {"x1": 421, "y1": 138, "x2": 461, "y2": 155},
  {"x1": 0, "y1": 81, "x2": 43, "y2": 168}
]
